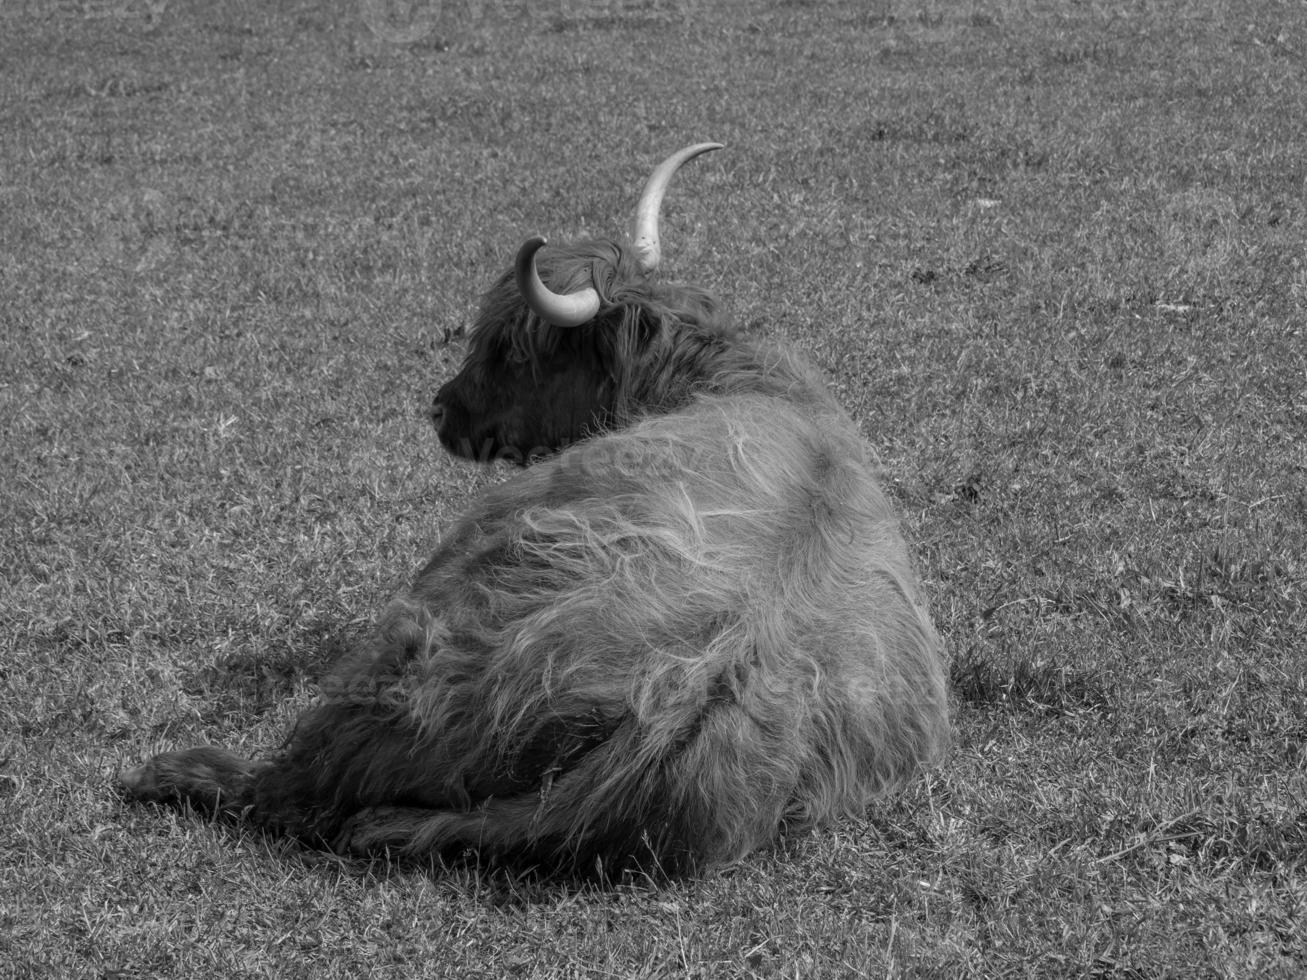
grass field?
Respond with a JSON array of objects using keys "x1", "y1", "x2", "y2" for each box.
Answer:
[{"x1": 3, "y1": 0, "x2": 1306, "y2": 976}]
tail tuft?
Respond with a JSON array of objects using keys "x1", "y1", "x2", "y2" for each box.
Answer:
[{"x1": 117, "y1": 746, "x2": 266, "y2": 817}]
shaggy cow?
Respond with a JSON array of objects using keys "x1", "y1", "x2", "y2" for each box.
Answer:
[{"x1": 119, "y1": 144, "x2": 949, "y2": 877}]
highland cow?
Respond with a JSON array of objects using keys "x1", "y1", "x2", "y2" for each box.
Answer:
[{"x1": 119, "y1": 144, "x2": 949, "y2": 877}]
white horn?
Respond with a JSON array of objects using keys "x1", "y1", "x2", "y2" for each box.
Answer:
[
  {"x1": 630, "y1": 142, "x2": 723, "y2": 273},
  {"x1": 514, "y1": 236, "x2": 602, "y2": 328}
]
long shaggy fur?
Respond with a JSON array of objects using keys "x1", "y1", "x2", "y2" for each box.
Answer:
[{"x1": 120, "y1": 236, "x2": 949, "y2": 878}]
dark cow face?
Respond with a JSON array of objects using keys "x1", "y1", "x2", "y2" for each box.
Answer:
[
  {"x1": 430, "y1": 240, "x2": 666, "y2": 465},
  {"x1": 430, "y1": 318, "x2": 624, "y2": 465}
]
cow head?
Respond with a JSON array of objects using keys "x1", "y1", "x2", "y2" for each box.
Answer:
[{"x1": 430, "y1": 143, "x2": 723, "y2": 464}]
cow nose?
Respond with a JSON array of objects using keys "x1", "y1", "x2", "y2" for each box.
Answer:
[{"x1": 429, "y1": 401, "x2": 445, "y2": 429}]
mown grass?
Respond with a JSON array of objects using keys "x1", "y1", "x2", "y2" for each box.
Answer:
[{"x1": 2, "y1": 0, "x2": 1305, "y2": 976}]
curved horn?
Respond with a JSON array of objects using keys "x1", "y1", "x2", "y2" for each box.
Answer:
[
  {"x1": 630, "y1": 142, "x2": 724, "y2": 273},
  {"x1": 515, "y1": 235, "x2": 602, "y2": 328}
]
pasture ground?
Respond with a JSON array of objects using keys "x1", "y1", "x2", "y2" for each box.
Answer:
[{"x1": 2, "y1": 0, "x2": 1305, "y2": 976}]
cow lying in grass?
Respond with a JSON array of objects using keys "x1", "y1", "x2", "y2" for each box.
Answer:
[{"x1": 120, "y1": 144, "x2": 949, "y2": 877}]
